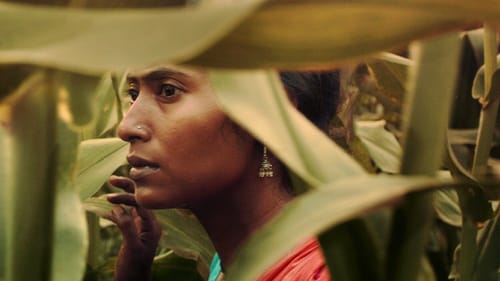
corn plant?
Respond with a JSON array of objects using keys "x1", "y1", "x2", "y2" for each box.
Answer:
[{"x1": 0, "y1": 1, "x2": 499, "y2": 281}]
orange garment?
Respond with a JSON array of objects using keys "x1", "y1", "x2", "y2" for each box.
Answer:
[{"x1": 256, "y1": 239, "x2": 331, "y2": 281}]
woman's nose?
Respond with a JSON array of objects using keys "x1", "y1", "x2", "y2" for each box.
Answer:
[{"x1": 117, "y1": 102, "x2": 151, "y2": 143}]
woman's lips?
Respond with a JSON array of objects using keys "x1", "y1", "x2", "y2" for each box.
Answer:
[
  {"x1": 129, "y1": 165, "x2": 160, "y2": 180},
  {"x1": 126, "y1": 155, "x2": 160, "y2": 180}
]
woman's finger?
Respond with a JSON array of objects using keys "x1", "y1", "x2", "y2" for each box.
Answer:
[
  {"x1": 109, "y1": 175, "x2": 136, "y2": 193},
  {"x1": 107, "y1": 193, "x2": 138, "y2": 207},
  {"x1": 108, "y1": 205, "x2": 141, "y2": 246},
  {"x1": 134, "y1": 207, "x2": 161, "y2": 236}
]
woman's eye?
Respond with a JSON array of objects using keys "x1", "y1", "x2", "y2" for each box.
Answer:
[
  {"x1": 127, "y1": 88, "x2": 139, "y2": 102},
  {"x1": 159, "y1": 84, "x2": 183, "y2": 101}
]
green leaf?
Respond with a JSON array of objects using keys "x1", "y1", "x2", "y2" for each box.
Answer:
[
  {"x1": 2, "y1": 1, "x2": 500, "y2": 72},
  {"x1": 51, "y1": 120, "x2": 88, "y2": 281},
  {"x1": 151, "y1": 252, "x2": 204, "y2": 281},
  {"x1": 83, "y1": 198, "x2": 215, "y2": 278},
  {"x1": 76, "y1": 138, "x2": 128, "y2": 200},
  {"x1": 224, "y1": 175, "x2": 454, "y2": 281},
  {"x1": 354, "y1": 120, "x2": 402, "y2": 173},
  {"x1": 433, "y1": 188, "x2": 462, "y2": 227},
  {"x1": 83, "y1": 196, "x2": 114, "y2": 218},
  {"x1": 188, "y1": 1, "x2": 500, "y2": 68},
  {"x1": 155, "y1": 209, "x2": 215, "y2": 278},
  {"x1": 319, "y1": 218, "x2": 385, "y2": 281},
  {"x1": 388, "y1": 33, "x2": 462, "y2": 281},
  {"x1": 3, "y1": 71, "x2": 58, "y2": 281},
  {"x1": 58, "y1": 71, "x2": 102, "y2": 128},
  {"x1": 210, "y1": 69, "x2": 366, "y2": 188},
  {"x1": 0, "y1": 0, "x2": 266, "y2": 73}
]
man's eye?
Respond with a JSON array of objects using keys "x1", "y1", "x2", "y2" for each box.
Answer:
[{"x1": 159, "y1": 84, "x2": 183, "y2": 100}]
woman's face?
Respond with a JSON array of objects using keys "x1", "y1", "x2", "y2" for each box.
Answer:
[{"x1": 118, "y1": 65, "x2": 257, "y2": 209}]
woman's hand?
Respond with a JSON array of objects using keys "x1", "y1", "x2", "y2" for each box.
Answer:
[{"x1": 105, "y1": 175, "x2": 162, "y2": 281}]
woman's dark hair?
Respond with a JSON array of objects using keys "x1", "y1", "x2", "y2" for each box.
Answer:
[{"x1": 279, "y1": 71, "x2": 340, "y2": 132}]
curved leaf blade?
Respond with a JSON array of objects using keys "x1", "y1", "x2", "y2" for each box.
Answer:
[
  {"x1": 225, "y1": 175, "x2": 455, "y2": 281},
  {"x1": 76, "y1": 138, "x2": 128, "y2": 200},
  {"x1": 210, "y1": 70, "x2": 366, "y2": 188}
]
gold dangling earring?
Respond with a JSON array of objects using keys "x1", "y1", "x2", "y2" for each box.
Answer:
[{"x1": 259, "y1": 146, "x2": 274, "y2": 178}]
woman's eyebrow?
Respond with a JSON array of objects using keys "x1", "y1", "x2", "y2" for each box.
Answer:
[{"x1": 127, "y1": 67, "x2": 189, "y2": 82}]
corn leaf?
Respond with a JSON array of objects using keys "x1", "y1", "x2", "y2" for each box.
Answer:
[
  {"x1": 76, "y1": 138, "x2": 128, "y2": 200},
  {"x1": 51, "y1": 121, "x2": 88, "y2": 281},
  {"x1": 387, "y1": 33, "x2": 462, "y2": 281},
  {"x1": 210, "y1": 70, "x2": 366, "y2": 187},
  {"x1": 354, "y1": 120, "x2": 402, "y2": 173},
  {"x1": 0, "y1": 0, "x2": 265, "y2": 73},
  {"x1": 224, "y1": 175, "x2": 455, "y2": 281},
  {"x1": 2, "y1": 1, "x2": 500, "y2": 72},
  {"x1": 3, "y1": 71, "x2": 57, "y2": 281}
]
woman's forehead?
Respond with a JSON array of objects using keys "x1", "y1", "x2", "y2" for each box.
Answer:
[{"x1": 127, "y1": 64, "x2": 206, "y2": 80}]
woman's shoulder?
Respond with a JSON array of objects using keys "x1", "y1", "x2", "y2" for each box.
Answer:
[{"x1": 256, "y1": 238, "x2": 331, "y2": 281}]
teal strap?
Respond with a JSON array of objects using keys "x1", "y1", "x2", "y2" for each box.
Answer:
[{"x1": 208, "y1": 253, "x2": 222, "y2": 281}]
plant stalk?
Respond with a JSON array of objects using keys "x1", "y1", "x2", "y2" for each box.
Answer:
[{"x1": 472, "y1": 25, "x2": 499, "y2": 176}]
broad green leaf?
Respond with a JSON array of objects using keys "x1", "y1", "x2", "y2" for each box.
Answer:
[
  {"x1": 388, "y1": 33, "x2": 462, "y2": 281},
  {"x1": 83, "y1": 196, "x2": 114, "y2": 218},
  {"x1": 156, "y1": 209, "x2": 215, "y2": 279},
  {"x1": 3, "y1": 71, "x2": 57, "y2": 281},
  {"x1": 354, "y1": 120, "x2": 402, "y2": 173},
  {"x1": 188, "y1": 1, "x2": 500, "y2": 68},
  {"x1": 84, "y1": 198, "x2": 214, "y2": 279},
  {"x1": 51, "y1": 121, "x2": 88, "y2": 281},
  {"x1": 0, "y1": 0, "x2": 266, "y2": 73},
  {"x1": 2, "y1": 0, "x2": 187, "y2": 8},
  {"x1": 76, "y1": 138, "x2": 128, "y2": 200},
  {"x1": 58, "y1": 71, "x2": 102, "y2": 128},
  {"x1": 210, "y1": 70, "x2": 366, "y2": 188},
  {"x1": 2, "y1": 1, "x2": 500, "y2": 72},
  {"x1": 319, "y1": 218, "x2": 384, "y2": 281},
  {"x1": 433, "y1": 188, "x2": 462, "y2": 227},
  {"x1": 152, "y1": 251, "x2": 204, "y2": 281},
  {"x1": 224, "y1": 175, "x2": 454, "y2": 281},
  {"x1": 52, "y1": 189, "x2": 88, "y2": 281}
]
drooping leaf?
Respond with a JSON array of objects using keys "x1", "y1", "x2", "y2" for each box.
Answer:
[
  {"x1": 2, "y1": 1, "x2": 500, "y2": 72},
  {"x1": 83, "y1": 197, "x2": 214, "y2": 279},
  {"x1": 151, "y1": 251, "x2": 204, "y2": 281},
  {"x1": 319, "y1": 218, "x2": 385, "y2": 281},
  {"x1": 188, "y1": 1, "x2": 500, "y2": 68},
  {"x1": 51, "y1": 120, "x2": 88, "y2": 281},
  {"x1": 0, "y1": 0, "x2": 266, "y2": 73},
  {"x1": 433, "y1": 188, "x2": 462, "y2": 227},
  {"x1": 155, "y1": 209, "x2": 215, "y2": 279},
  {"x1": 210, "y1": 69, "x2": 366, "y2": 188},
  {"x1": 387, "y1": 33, "x2": 462, "y2": 281},
  {"x1": 76, "y1": 138, "x2": 128, "y2": 200},
  {"x1": 224, "y1": 175, "x2": 455, "y2": 281},
  {"x1": 354, "y1": 120, "x2": 402, "y2": 174},
  {"x1": 3, "y1": 71, "x2": 57, "y2": 281}
]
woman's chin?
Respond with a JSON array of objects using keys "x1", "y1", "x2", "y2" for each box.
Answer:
[{"x1": 135, "y1": 187, "x2": 176, "y2": 209}]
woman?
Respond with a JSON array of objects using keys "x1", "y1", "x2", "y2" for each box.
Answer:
[{"x1": 106, "y1": 65, "x2": 339, "y2": 281}]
